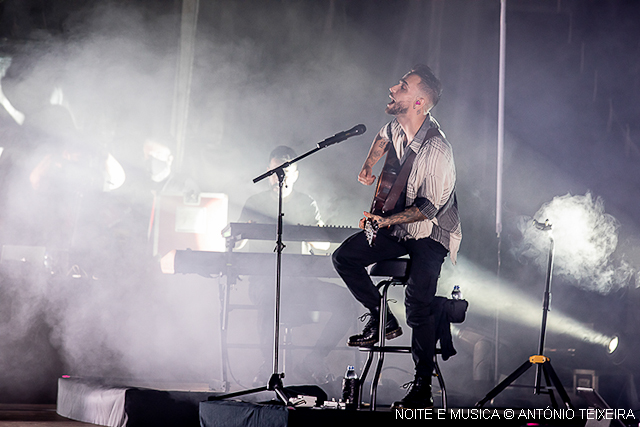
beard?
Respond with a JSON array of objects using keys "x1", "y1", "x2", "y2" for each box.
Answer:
[{"x1": 385, "y1": 99, "x2": 409, "y2": 116}]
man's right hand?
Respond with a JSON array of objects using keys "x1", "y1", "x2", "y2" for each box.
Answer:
[{"x1": 358, "y1": 166, "x2": 376, "y2": 186}]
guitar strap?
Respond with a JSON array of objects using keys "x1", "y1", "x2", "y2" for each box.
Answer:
[{"x1": 381, "y1": 126, "x2": 441, "y2": 213}]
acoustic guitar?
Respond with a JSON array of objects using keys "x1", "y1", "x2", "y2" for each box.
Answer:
[{"x1": 364, "y1": 146, "x2": 401, "y2": 246}]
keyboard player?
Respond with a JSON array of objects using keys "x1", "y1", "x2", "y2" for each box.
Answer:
[
  {"x1": 236, "y1": 146, "x2": 353, "y2": 387},
  {"x1": 237, "y1": 147, "x2": 329, "y2": 254}
]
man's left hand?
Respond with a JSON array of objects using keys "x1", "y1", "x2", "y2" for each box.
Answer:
[{"x1": 362, "y1": 211, "x2": 387, "y2": 229}]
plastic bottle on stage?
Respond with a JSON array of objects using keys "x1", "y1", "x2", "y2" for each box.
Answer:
[
  {"x1": 451, "y1": 285, "x2": 462, "y2": 300},
  {"x1": 341, "y1": 365, "x2": 359, "y2": 410}
]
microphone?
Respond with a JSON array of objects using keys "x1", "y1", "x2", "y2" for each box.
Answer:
[{"x1": 317, "y1": 124, "x2": 366, "y2": 148}]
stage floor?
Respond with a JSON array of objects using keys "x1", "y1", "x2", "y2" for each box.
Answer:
[
  {"x1": 52, "y1": 377, "x2": 640, "y2": 427},
  {"x1": 0, "y1": 403, "x2": 94, "y2": 426}
]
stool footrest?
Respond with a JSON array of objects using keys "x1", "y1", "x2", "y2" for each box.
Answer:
[
  {"x1": 359, "y1": 346, "x2": 411, "y2": 353},
  {"x1": 358, "y1": 346, "x2": 444, "y2": 353}
]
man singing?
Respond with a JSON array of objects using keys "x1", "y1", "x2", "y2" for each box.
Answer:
[{"x1": 332, "y1": 65, "x2": 461, "y2": 409}]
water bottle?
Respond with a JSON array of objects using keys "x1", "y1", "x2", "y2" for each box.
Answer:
[
  {"x1": 341, "y1": 365, "x2": 359, "y2": 409},
  {"x1": 451, "y1": 285, "x2": 462, "y2": 300}
]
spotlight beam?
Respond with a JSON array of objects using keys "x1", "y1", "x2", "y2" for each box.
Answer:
[{"x1": 445, "y1": 257, "x2": 616, "y2": 351}]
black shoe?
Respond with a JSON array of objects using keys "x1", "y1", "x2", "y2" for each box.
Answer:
[
  {"x1": 391, "y1": 376, "x2": 434, "y2": 409},
  {"x1": 347, "y1": 310, "x2": 402, "y2": 347}
]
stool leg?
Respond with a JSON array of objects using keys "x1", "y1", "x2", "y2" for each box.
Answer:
[
  {"x1": 370, "y1": 282, "x2": 391, "y2": 411},
  {"x1": 370, "y1": 353, "x2": 384, "y2": 411},
  {"x1": 358, "y1": 350, "x2": 374, "y2": 410},
  {"x1": 434, "y1": 356, "x2": 447, "y2": 410},
  {"x1": 379, "y1": 283, "x2": 389, "y2": 347}
]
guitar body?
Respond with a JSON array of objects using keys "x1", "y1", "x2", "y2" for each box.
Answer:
[
  {"x1": 365, "y1": 147, "x2": 400, "y2": 246},
  {"x1": 370, "y1": 158, "x2": 398, "y2": 215}
]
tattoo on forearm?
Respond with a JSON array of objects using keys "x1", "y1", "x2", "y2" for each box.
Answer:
[
  {"x1": 381, "y1": 207, "x2": 426, "y2": 227},
  {"x1": 365, "y1": 136, "x2": 389, "y2": 167}
]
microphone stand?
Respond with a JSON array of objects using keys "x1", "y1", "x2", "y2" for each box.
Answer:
[{"x1": 209, "y1": 125, "x2": 366, "y2": 405}]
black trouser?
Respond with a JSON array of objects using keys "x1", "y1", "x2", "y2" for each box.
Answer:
[{"x1": 332, "y1": 228, "x2": 448, "y2": 377}]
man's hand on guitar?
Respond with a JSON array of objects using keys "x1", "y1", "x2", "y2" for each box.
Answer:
[
  {"x1": 358, "y1": 166, "x2": 376, "y2": 186},
  {"x1": 362, "y1": 211, "x2": 384, "y2": 246},
  {"x1": 361, "y1": 211, "x2": 386, "y2": 229},
  {"x1": 359, "y1": 217, "x2": 366, "y2": 230}
]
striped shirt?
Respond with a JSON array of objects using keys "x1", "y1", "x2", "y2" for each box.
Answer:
[{"x1": 378, "y1": 115, "x2": 462, "y2": 264}]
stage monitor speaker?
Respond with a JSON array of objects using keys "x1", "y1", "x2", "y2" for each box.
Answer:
[
  {"x1": 574, "y1": 369, "x2": 598, "y2": 392},
  {"x1": 152, "y1": 192, "x2": 228, "y2": 258}
]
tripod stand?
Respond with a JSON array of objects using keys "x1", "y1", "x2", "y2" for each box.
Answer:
[
  {"x1": 209, "y1": 125, "x2": 366, "y2": 405},
  {"x1": 475, "y1": 220, "x2": 575, "y2": 410}
]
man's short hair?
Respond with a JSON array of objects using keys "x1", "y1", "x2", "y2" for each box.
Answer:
[
  {"x1": 270, "y1": 145, "x2": 297, "y2": 162},
  {"x1": 410, "y1": 64, "x2": 442, "y2": 107}
]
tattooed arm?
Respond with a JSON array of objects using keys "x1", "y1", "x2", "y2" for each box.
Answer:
[
  {"x1": 360, "y1": 207, "x2": 426, "y2": 229},
  {"x1": 358, "y1": 133, "x2": 390, "y2": 185}
]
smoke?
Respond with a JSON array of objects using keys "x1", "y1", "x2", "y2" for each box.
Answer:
[
  {"x1": 514, "y1": 192, "x2": 632, "y2": 294},
  {"x1": 0, "y1": 0, "x2": 389, "y2": 396}
]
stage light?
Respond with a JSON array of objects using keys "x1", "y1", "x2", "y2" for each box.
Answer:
[
  {"x1": 607, "y1": 334, "x2": 630, "y2": 367},
  {"x1": 606, "y1": 333, "x2": 640, "y2": 370}
]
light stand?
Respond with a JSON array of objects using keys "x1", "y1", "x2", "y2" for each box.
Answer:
[
  {"x1": 209, "y1": 124, "x2": 366, "y2": 405},
  {"x1": 475, "y1": 220, "x2": 575, "y2": 410}
]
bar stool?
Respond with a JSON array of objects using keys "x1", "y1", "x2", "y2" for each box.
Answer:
[{"x1": 358, "y1": 258, "x2": 447, "y2": 411}]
